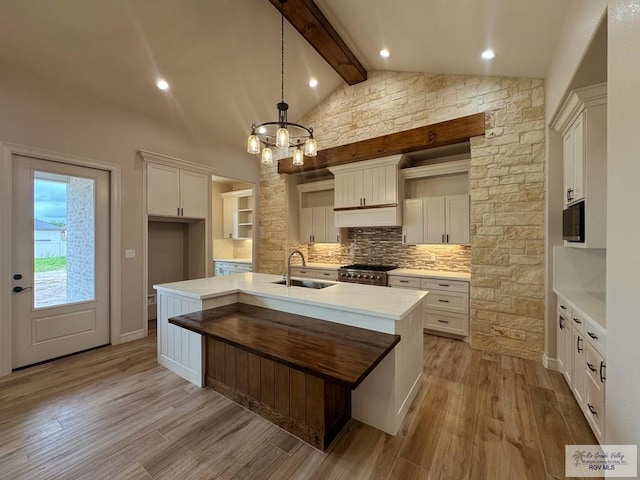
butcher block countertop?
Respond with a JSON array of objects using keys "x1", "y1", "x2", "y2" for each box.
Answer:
[{"x1": 169, "y1": 303, "x2": 400, "y2": 389}]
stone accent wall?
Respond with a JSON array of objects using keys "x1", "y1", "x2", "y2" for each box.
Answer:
[{"x1": 258, "y1": 71, "x2": 545, "y2": 361}]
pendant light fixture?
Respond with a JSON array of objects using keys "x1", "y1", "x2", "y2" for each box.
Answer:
[{"x1": 246, "y1": 0, "x2": 317, "y2": 166}]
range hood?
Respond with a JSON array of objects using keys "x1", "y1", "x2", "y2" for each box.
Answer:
[{"x1": 328, "y1": 155, "x2": 403, "y2": 228}]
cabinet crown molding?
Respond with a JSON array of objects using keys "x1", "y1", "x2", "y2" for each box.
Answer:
[
  {"x1": 139, "y1": 149, "x2": 213, "y2": 175},
  {"x1": 221, "y1": 188, "x2": 253, "y2": 198},
  {"x1": 327, "y1": 154, "x2": 403, "y2": 174},
  {"x1": 551, "y1": 83, "x2": 607, "y2": 135},
  {"x1": 401, "y1": 159, "x2": 470, "y2": 179}
]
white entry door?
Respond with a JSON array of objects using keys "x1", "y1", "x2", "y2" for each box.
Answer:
[{"x1": 11, "y1": 155, "x2": 110, "y2": 369}]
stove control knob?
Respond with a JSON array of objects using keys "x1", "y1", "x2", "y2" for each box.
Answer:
[
  {"x1": 346, "y1": 273, "x2": 352, "y2": 278},
  {"x1": 363, "y1": 274, "x2": 370, "y2": 279},
  {"x1": 376, "y1": 275, "x2": 382, "y2": 281},
  {"x1": 340, "y1": 272, "x2": 346, "y2": 277},
  {"x1": 357, "y1": 274, "x2": 362, "y2": 279}
]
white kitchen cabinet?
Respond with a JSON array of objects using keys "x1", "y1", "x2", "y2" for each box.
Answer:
[
  {"x1": 402, "y1": 195, "x2": 469, "y2": 245},
  {"x1": 299, "y1": 206, "x2": 338, "y2": 243},
  {"x1": 221, "y1": 189, "x2": 253, "y2": 239},
  {"x1": 333, "y1": 162, "x2": 398, "y2": 208},
  {"x1": 297, "y1": 180, "x2": 340, "y2": 244},
  {"x1": 214, "y1": 260, "x2": 252, "y2": 276},
  {"x1": 289, "y1": 266, "x2": 338, "y2": 281},
  {"x1": 551, "y1": 83, "x2": 607, "y2": 248},
  {"x1": 562, "y1": 113, "x2": 585, "y2": 206},
  {"x1": 328, "y1": 155, "x2": 403, "y2": 227},
  {"x1": 555, "y1": 292, "x2": 606, "y2": 444},
  {"x1": 147, "y1": 163, "x2": 209, "y2": 218},
  {"x1": 389, "y1": 274, "x2": 469, "y2": 337}
]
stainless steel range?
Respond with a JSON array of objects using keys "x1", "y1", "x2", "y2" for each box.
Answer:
[{"x1": 338, "y1": 264, "x2": 397, "y2": 286}]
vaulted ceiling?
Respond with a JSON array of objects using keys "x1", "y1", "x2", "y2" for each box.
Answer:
[{"x1": 0, "y1": 0, "x2": 571, "y2": 153}]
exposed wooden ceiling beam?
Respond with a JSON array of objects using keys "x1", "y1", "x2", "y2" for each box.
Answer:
[
  {"x1": 268, "y1": 0, "x2": 367, "y2": 86},
  {"x1": 278, "y1": 113, "x2": 486, "y2": 174}
]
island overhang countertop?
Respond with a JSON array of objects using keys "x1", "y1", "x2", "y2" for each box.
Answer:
[{"x1": 154, "y1": 272, "x2": 427, "y2": 321}]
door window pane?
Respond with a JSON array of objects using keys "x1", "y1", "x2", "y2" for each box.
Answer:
[{"x1": 33, "y1": 172, "x2": 95, "y2": 308}]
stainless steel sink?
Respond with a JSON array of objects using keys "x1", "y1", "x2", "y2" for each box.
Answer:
[{"x1": 272, "y1": 279, "x2": 336, "y2": 289}]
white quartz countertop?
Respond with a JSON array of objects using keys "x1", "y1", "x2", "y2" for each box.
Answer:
[
  {"x1": 213, "y1": 258, "x2": 252, "y2": 264},
  {"x1": 154, "y1": 272, "x2": 426, "y2": 320},
  {"x1": 554, "y1": 287, "x2": 606, "y2": 328},
  {"x1": 388, "y1": 268, "x2": 471, "y2": 281}
]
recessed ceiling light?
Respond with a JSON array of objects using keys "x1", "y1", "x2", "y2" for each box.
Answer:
[
  {"x1": 156, "y1": 79, "x2": 169, "y2": 90},
  {"x1": 481, "y1": 49, "x2": 495, "y2": 60},
  {"x1": 309, "y1": 78, "x2": 318, "y2": 88},
  {"x1": 380, "y1": 49, "x2": 390, "y2": 58}
]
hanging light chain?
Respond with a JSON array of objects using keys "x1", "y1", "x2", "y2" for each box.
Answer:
[{"x1": 280, "y1": 0, "x2": 285, "y2": 104}]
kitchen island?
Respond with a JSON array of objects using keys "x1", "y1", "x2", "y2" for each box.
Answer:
[{"x1": 154, "y1": 273, "x2": 426, "y2": 438}]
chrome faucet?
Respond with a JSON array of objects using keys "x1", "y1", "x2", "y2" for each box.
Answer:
[{"x1": 286, "y1": 249, "x2": 306, "y2": 287}]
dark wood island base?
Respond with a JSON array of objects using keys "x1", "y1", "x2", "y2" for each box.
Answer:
[{"x1": 169, "y1": 303, "x2": 400, "y2": 451}]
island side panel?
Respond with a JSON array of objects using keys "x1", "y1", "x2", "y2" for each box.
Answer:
[
  {"x1": 155, "y1": 290, "x2": 237, "y2": 386},
  {"x1": 352, "y1": 303, "x2": 424, "y2": 435}
]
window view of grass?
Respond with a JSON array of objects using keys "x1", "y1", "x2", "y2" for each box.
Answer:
[{"x1": 34, "y1": 256, "x2": 67, "y2": 273}]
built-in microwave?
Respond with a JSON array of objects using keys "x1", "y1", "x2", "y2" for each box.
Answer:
[{"x1": 562, "y1": 200, "x2": 585, "y2": 242}]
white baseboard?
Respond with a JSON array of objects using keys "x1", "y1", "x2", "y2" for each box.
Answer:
[
  {"x1": 543, "y1": 353, "x2": 560, "y2": 371},
  {"x1": 120, "y1": 329, "x2": 145, "y2": 343}
]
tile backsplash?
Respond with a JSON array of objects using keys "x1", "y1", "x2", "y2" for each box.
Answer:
[{"x1": 291, "y1": 227, "x2": 471, "y2": 272}]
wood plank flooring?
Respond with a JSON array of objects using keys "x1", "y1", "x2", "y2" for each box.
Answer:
[{"x1": 0, "y1": 329, "x2": 599, "y2": 480}]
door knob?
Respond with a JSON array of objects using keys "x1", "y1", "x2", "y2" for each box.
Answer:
[{"x1": 13, "y1": 286, "x2": 32, "y2": 293}]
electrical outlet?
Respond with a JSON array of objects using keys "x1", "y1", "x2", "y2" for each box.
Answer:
[
  {"x1": 147, "y1": 294, "x2": 156, "y2": 305},
  {"x1": 125, "y1": 249, "x2": 136, "y2": 259}
]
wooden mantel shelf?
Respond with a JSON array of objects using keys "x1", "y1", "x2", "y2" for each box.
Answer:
[
  {"x1": 169, "y1": 303, "x2": 400, "y2": 450},
  {"x1": 278, "y1": 112, "x2": 485, "y2": 174}
]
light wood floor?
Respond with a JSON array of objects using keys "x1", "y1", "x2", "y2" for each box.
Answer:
[{"x1": 0, "y1": 329, "x2": 599, "y2": 480}]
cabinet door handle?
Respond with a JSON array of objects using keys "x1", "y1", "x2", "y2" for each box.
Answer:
[
  {"x1": 587, "y1": 331, "x2": 598, "y2": 340},
  {"x1": 438, "y1": 283, "x2": 450, "y2": 287},
  {"x1": 587, "y1": 362, "x2": 597, "y2": 373},
  {"x1": 228, "y1": 233, "x2": 232, "y2": 239},
  {"x1": 399, "y1": 280, "x2": 409, "y2": 283},
  {"x1": 446, "y1": 234, "x2": 449, "y2": 243},
  {"x1": 177, "y1": 207, "x2": 180, "y2": 216},
  {"x1": 363, "y1": 198, "x2": 366, "y2": 206},
  {"x1": 441, "y1": 234, "x2": 445, "y2": 243},
  {"x1": 403, "y1": 234, "x2": 406, "y2": 243},
  {"x1": 181, "y1": 207, "x2": 184, "y2": 216},
  {"x1": 572, "y1": 317, "x2": 581, "y2": 325},
  {"x1": 587, "y1": 403, "x2": 598, "y2": 416},
  {"x1": 576, "y1": 336, "x2": 583, "y2": 353},
  {"x1": 599, "y1": 361, "x2": 606, "y2": 383},
  {"x1": 437, "y1": 319, "x2": 449, "y2": 324},
  {"x1": 438, "y1": 299, "x2": 450, "y2": 303},
  {"x1": 567, "y1": 188, "x2": 573, "y2": 202},
  {"x1": 559, "y1": 305, "x2": 567, "y2": 310},
  {"x1": 337, "y1": 235, "x2": 339, "y2": 242},
  {"x1": 559, "y1": 315, "x2": 565, "y2": 330}
]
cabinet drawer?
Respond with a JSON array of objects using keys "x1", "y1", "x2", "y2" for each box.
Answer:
[
  {"x1": 424, "y1": 311, "x2": 469, "y2": 336},
  {"x1": 585, "y1": 375, "x2": 605, "y2": 442},
  {"x1": 421, "y1": 278, "x2": 469, "y2": 293},
  {"x1": 389, "y1": 276, "x2": 421, "y2": 289},
  {"x1": 584, "y1": 316, "x2": 606, "y2": 356},
  {"x1": 585, "y1": 344, "x2": 606, "y2": 393},
  {"x1": 569, "y1": 309, "x2": 585, "y2": 334},
  {"x1": 314, "y1": 269, "x2": 338, "y2": 281},
  {"x1": 557, "y1": 297, "x2": 572, "y2": 317},
  {"x1": 424, "y1": 291, "x2": 469, "y2": 314},
  {"x1": 289, "y1": 267, "x2": 316, "y2": 278}
]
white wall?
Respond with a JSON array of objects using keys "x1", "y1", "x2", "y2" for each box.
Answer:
[
  {"x1": 543, "y1": 1, "x2": 607, "y2": 360},
  {"x1": 606, "y1": 0, "x2": 640, "y2": 447},
  {"x1": 0, "y1": 66, "x2": 259, "y2": 335}
]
